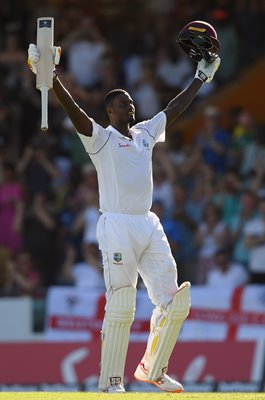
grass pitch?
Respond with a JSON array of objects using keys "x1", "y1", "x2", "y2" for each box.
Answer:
[{"x1": 0, "y1": 393, "x2": 264, "y2": 400}]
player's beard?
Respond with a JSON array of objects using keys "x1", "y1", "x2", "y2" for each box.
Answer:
[{"x1": 128, "y1": 114, "x2": 135, "y2": 125}]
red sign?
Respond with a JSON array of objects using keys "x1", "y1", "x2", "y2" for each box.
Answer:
[{"x1": 0, "y1": 341, "x2": 261, "y2": 384}]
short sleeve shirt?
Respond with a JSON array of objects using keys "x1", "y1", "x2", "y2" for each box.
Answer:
[{"x1": 77, "y1": 112, "x2": 166, "y2": 214}]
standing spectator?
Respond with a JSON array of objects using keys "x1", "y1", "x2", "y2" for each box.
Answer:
[
  {"x1": 195, "y1": 202, "x2": 229, "y2": 284},
  {"x1": 156, "y1": 43, "x2": 193, "y2": 93},
  {"x1": 229, "y1": 189, "x2": 258, "y2": 266},
  {"x1": 211, "y1": 7, "x2": 240, "y2": 82},
  {"x1": 132, "y1": 59, "x2": 161, "y2": 120},
  {"x1": 73, "y1": 190, "x2": 100, "y2": 246},
  {"x1": 152, "y1": 144, "x2": 175, "y2": 217},
  {"x1": 6, "y1": 250, "x2": 41, "y2": 296},
  {"x1": 0, "y1": 33, "x2": 26, "y2": 90},
  {"x1": 59, "y1": 242, "x2": 104, "y2": 289},
  {"x1": 164, "y1": 183, "x2": 198, "y2": 283},
  {"x1": 22, "y1": 192, "x2": 58, "y2": 286},
  {"x1": 206, "y1": 246, "x2": 249, "y2": 287},
  {"x1": 17, "y1": 140, "x2": 59, "y2": 200},
  {"x1": 244, "y1": 195, "x2": 265, "y2": 283},
  {"x1": 62, "y1": 16, "x2": 107, "y2": 89},
  {"x1": 0, "y1": 247, "x2": 12, "y2": 295},
  {"x1": 194, "y1": 106, "x2": 230, "y2": 175},
  {"x1": 235, "y1": 0, "x2": 265, "y2": 66},
  {"x1": 0, "y1": 162, "x2": 24, "y2": 253}
]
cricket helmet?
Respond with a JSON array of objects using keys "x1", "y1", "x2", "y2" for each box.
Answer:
[{"x1": 177, "y1": 20, "x2": 220, "y2": 63}]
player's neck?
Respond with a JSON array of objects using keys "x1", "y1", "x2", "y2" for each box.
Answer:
[{"x1": 111, "y1": 122, "x2": 130, "y2": 137}]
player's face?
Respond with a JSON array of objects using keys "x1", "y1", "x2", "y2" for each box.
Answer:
[{"x1": 109, "y1": 93, "x2": 135, "y2": 124}]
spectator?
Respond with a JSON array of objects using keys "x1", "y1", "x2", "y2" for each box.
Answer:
[
  {"x1": 206, "y1": 246, "x2": 249, "y2": 287},
  {"x1": 0, "y1": 247, "x2": 12, "y2": 295},
  {"x1": 6, "y1": 250, "x2": 41, "y2": 296},
  {"x1": 163, "y1": 183, "x2": 198, "y2": 283},
  {"x1": 0, "y1": 33, "x2": 26, "y2": 90},
  {"x1": 229, "y1": 189, "x2": 258, "y2": 266},
  {"x1": 59, "y1": 242, "x2": 104, "y2": 289},
  {"x1": 211, "y1": 7, "x2": 240, "y2": 82},
  {"x1": 194, "y1": 106, "x2": 230, "y2": 175},
  {"x1": 244, "y1": 195, "x2": 265, "y2": 284},
  {"x1": 195, "y1": 202, "x2": 229, "y2": 283},
  {"x1": 132, "y1": 59, "x2": 162, "y2": 120},
  {"x1": 240, "y1": 124, "x2": 265, "y2": 181},
  {"x1": 73, "y1": 190, "x2": 100, "y2": 246},
  {"x1": 0, "y1": 162, "x2": 24, "y2": 253},
  {"x1": 212, "y1": 171, "x2": 242, "y2": 225},
  {"x1": 231, "y1": 109, "x2": 256, "y2": 170},
  {"x1": 152, "y1": 144, "x2": 175, "y2": 217},
  {"x1": 235, "y1": 0, "x2": 265, "y2": 66},
  {"x1": 22, "y1": 192, "x2": 58, "y2": 286},
  {"x1": 156, "y1": 42, "x2": 193, "y2": 92},
  {"x1": 17, "y1": 140, "x2": 59, "y2": 200},
  {"x1": 62, "y1": 16, "x2": 107, "y2": 89}
]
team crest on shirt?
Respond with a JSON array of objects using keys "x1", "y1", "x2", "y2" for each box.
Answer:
[
  {"x1": 143, "y1": 139, "x2": 149, "y2": 148},
  {"x1": 113, "y1": 252, "x2": 122, "y2": 263}
]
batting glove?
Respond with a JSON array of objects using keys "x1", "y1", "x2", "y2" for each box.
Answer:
[
  {"x1": 27, "y1": 43, "x2": 61, "y2": 74},
  {"x1": 195, "y1": 56, "x2": 221, "y2": 83}
]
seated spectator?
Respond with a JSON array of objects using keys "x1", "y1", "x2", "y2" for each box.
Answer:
[
  {"x1": 59, "y1": 242, "x2": 104, "y2": 289},
  {"x1": 206, "y1": 246, "x2": 249, "y2": 288}
]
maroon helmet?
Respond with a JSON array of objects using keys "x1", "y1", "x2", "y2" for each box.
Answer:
[{"x1": 177, "y1": 20, "x2": 220, "y2": 63}]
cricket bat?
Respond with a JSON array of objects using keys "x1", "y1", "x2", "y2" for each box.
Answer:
[{"x1": 36, "y1": 17, "x2": 54, "y2": 131}]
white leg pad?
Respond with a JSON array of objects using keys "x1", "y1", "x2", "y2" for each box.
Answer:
[
  {"x1": 98, "y1": 287, "x2": 136, "y2": 391},
  {"x1": 146, "y1": 282, "x2": 191, "y2": 381}
]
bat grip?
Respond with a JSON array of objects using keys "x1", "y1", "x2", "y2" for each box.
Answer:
[{"x1": 40, "y1": 86, "x2": 49, "y2": 131}]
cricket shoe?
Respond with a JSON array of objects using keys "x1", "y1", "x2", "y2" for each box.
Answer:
[
  {"x1": 134, "y1": 362, "x2": 184, "y2": 393},
  {"x1": 104, "y1": 384, "x2": 126, "y2": 393}
]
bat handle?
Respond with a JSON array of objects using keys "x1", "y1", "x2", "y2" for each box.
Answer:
[{"x1": 40, "y1": 86, "x2": 49, "y2": 131}]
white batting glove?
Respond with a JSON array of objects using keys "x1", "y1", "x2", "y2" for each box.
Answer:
[
  {"x1": 27, "y1": 43, "x2": 61, "y2": 74},
  {"x1": 195, "y1": 56, "x2": 221, "y2": 83}
]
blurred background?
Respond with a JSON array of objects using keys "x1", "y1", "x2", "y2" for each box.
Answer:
[{"x1": 0, "y1": 0, "x2": 265, "y2": 393}]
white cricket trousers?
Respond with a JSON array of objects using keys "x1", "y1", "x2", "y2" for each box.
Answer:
[{"x1": 96, "y1": 211, "x2": 179, "y2": 307}]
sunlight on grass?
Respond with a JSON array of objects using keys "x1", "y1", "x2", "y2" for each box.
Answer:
[{"x1": 0, "y1": 393, "x2": 265, "y2": 400}]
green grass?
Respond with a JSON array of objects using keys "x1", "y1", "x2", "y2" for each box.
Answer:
[{"x1": 0, "y1": 393, "x2": 264, "y2": 400}]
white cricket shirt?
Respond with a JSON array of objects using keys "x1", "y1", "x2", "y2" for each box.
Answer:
[{"x1": 77, "y1": 111, "x2": 166, "y2": 214}]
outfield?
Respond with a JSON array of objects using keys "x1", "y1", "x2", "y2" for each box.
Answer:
[{"x1": 0, "y1": 393, "x2": 264, "y2": 400}]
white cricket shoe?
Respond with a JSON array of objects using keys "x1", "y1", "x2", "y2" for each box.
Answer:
[
  {"x1": 105, "y1": 384, "x2": 126, "y2": 393},
  {"x1": 134, "y1": 362, "x2": 184, "y2": 393}
]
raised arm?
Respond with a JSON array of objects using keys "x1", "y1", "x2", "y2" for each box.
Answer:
[
  {"x1": 28, "y1": 44, "x2": 92, "y2": 136},
  {"x1": 52, "y1": 74, "x2": 92, "y2": 136},
  {"x1": 164, "y1": 57, "x2": 220, "y2": 129}
]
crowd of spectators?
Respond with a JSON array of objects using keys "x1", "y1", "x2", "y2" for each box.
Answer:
[{"x1": 0, "y1": 0, "x2": 265, "y2": 296}]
